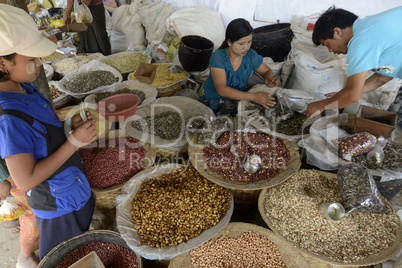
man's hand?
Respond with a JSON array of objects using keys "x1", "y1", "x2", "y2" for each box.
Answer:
[{"x1": 306, "y1": 100, "x2": 325, "y2": 118}]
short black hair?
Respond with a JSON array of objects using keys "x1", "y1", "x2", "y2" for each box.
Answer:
[
  {"x1": 312, "y1": 6, "x2": 358, "y2": 46},
  {"x1": 0, "y1": 53, "x2": 16, "y2": 82},
  {"x1": 220, "y1": 18, "x2": 253, "y2": 49}
]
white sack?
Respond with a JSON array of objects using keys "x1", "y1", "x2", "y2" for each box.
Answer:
[
  {"x1": 110, "y1": 3, "x2": 146, "y2": 54},
  {"x1": 138, "y1": 0, "x2": 173, "y2": 46},
  {"x1": 285, "y1": 42, "x2": 347, "y2": 95},
  {"x1": 166, "y1": 5, "x2": 225, "y2": 51}
]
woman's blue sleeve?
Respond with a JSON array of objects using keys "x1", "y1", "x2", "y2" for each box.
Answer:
[
  {"x1": 249, "y1": 49, "x2": 264, "y2": 70},
  {"x1": 209, "y1": 51, "x2": 227, "y2": 69}
]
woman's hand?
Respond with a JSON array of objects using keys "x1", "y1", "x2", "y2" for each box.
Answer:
[
  {"x1": 71, "y1": 111, "x2": 95, "y2": 130},
  {"x1": 68, "y1": 121, "x2": 98, "y2": 149},
  {"x1": 252, "y1": 92, "x2": 276, "y2": 109},
  {"x1": 265, "y1": 76, "x2": 280, "y2": 87},
  {"x1": 0, "y1": 180, "x2": 11, "y2": 201}
]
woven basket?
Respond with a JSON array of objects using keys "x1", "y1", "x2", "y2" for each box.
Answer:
[
  {"x1": 168, "y1": 222, "x2": 310, "y2": 268},
  {"x1": 188, "y1": 132, "x2": 301, "y2": 211},
  {"x1": 258, "y1": 170, "x2": 402, "y2": 267},
  {"x1": 38, "y1": 230, "x2": 143, "y2": 268},
  {"x1": 157, "y1": 82, "x2": 183, "y2": 97},
  {"x1": 91, "y1": 130, "x2": 156, "y2": 219}
]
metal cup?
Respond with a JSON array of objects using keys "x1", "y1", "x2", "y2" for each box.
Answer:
[
  {"x1": 244, "y1": 154, "x2": 262, "y2": 173},
  {"x1": 318, "y1": 202, "x2": 346, "y2": 221}
]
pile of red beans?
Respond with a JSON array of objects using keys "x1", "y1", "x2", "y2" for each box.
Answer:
[
  {"x1": 203, "y1": 132, "x2": 290, "y2": 182},
  {"x1": 55, "y1": 242, "x2": 138, "y2": 268},
  {"x1": 79, "y1": 137, "x2": 146, "y2": 189}
]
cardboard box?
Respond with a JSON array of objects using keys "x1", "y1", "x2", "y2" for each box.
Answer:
[
  {"x1": 134, "y1": 63, "x2": 157, "y2": 84},
  {"x1": 68, "y1": 251, "x2": 105, "y2": 268},
  {"x1": 354, "y1": 105, "x2": 397, "y2": 138}
]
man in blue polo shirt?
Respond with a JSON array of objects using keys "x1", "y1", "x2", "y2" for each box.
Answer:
[{"x1": 305, "y1": 6, "x2": 402, "y2": 132}]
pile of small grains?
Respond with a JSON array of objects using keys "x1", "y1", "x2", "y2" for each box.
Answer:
[
  {"x1": 129, "y1": 63, "x2": 188, "y2": 88},
  {"x1": 131, "y1": 167, "x2": 231, "y2": 248},
  {"x1": 95, "y1": 88, "x2": 146, "y2": 105},
  {"x1": 41, "y1": 51, "x2": 64, "y2": 62},
  {"x1": 79, "y1": 137, "x2": 146, "y2": 189},
  {"x1": 52, "y1": 54, "x2": 101, "y2": 73},
  {"x1": 262, "y1": 169, "x2": 400, "y2": 263},
  {"x1": 352, "y1": 140, "x2": 402, "y2": 169},
  {"x1": 131, "y1": 111, "x2": 184, "y2": 140},
  {"x1": 55, "y1": 242, "x2": 138, "y2": 268},
  {"x1": 203, "y1": 132, "x2": 291, "y2": 182},
  {"x1": 190, "y1": 232, "x2": 286, "y2": 268},
  {"x1": 63, "y1": 70, "x2": 119, "y2": 93},
  {"x1": 102, "y1": 53, "x2": 150, "y2": 73}
]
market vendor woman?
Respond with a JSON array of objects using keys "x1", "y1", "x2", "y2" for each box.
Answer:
[
  {"x1": 198, "y1": 18, "x2": 280, "y2": 116},
  {"x1": 0, "y1": 4, "x2": 98, "y2": 260}
]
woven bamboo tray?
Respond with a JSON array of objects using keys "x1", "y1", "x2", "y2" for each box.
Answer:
[
  {"x1": 258, "y1": 170, "x2": 402, "y2": 267},
  {"x1": 188, "y1": 132, "x2": 301, "y2": 211},
  {"x1": 38, "y1": 230, "x2": 143, "y2": 268},
  {"x1": 90, "y1": 130, "x2": 156, "y2": 219},
  {"x1": 168, "y1": 222, "x2": 309, "y2": 267},
  {"x1": 57, "y1": 105, "x2": 112, "y2": 139}
]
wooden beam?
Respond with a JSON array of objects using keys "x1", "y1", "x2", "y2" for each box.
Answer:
[{"x1": 5, "y1": 1, "x2": 53, "y2": 105}]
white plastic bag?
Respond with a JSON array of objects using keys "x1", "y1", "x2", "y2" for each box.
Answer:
[
  {"x1": 115, "y1": 164, "x2": 234, "y2": 260},
  {"x1": 74, "y1": 0, "x2": 93, "y2": 24}
]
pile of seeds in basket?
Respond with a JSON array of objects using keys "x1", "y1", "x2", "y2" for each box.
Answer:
[
  {"x1": 102, "y1": 53, "x2": 150, "y2": 73},
  {"x1": 79, "y1": 137, "x2": 146, "y2": 189},
  {"x1": 246, "y1": 103, "x2": 311, "y2": 136},
  {"x1": 203, "y1": 132, "x2": 291, "y2": 182},
  {"x1": 62, "y1": 70, "x2": 119, "y2": 93},
  {"x1": 55, "y1": 242, "x2": 139, "y2": 268},
  {"x1": 95, "y1": 88, "x2": 146, "y2": 105},
  {"x1": 131, "y1": 111, "x2": 184, "y2": 140},
  {"x1": 52, "y1": 54, "x2": 102, "y2": 73},
  {"x1": 262, "y1": 169, "x2": 400, "y2": 263},
  {"x1": 130, "y1": 167, "x2": 231, "y2": 248},
  {"x1": 129, "y1": 63, "x2": 188, "y2": 88},
  {"x1": 190, "y1": 232, "x2": 286, "y2": 267}
]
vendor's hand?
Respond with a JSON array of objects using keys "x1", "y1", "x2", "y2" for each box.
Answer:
[
  {"x1": 68, "y1": 121, "x2": 98, "y2": 149},
  {"x1": 265, "y1": 76, "x2": 280, "y2": 87},
  {"x1": 84, "y1": 0, "x2": 91, "y2": 5},
  {"x1": 325, "y1": 92, "x2": 337, "y2": 97},
  {"x1": 71, "y1": 111, "x2": 96, "y2": 130},
  {"x1": 306, "y1": 100, "x2": 324, "y2": 118},
  {"x1": 0, "y1": 180, "x2": 11, "y2": 201},
  {"x1": 252, "y1": 92, "x2": 276, "y2": 109},
  {"x1": 63, "y1": 12, "x2": 71, "y2": 25}
]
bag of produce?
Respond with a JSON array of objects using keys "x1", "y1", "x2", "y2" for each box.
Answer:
[
  {"x1": 332, "y1": 132, "x2": 376, "y2": 161},
  {"x1": 337, "y1": 163, "x2": 388, "y2": 215}
]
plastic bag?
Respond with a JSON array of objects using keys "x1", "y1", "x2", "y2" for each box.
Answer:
[
  {"x1": 332, "y1": 132, "x2": 377, "y2": 161},
  {"x1": 197, "y1": 115, "x2": 256, "y2": 147},
  {"x1": 337, "y1": 163, "x2": 388, "y2": 215},
  {"x1": 74, "y1": 0, "x2": 93, "y2": 24}
]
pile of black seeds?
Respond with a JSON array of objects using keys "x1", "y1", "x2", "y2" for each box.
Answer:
[
  {"x1": 63, "y1": 70, "x2": 119, "y2": 93},
  {"x1": 95, "y1": 88, "x2": 146, "y2": 105}
]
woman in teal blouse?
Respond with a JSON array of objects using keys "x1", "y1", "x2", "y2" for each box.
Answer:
[{"x1": 199, "y1": 18, "x2": 280, "y2": 116}]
